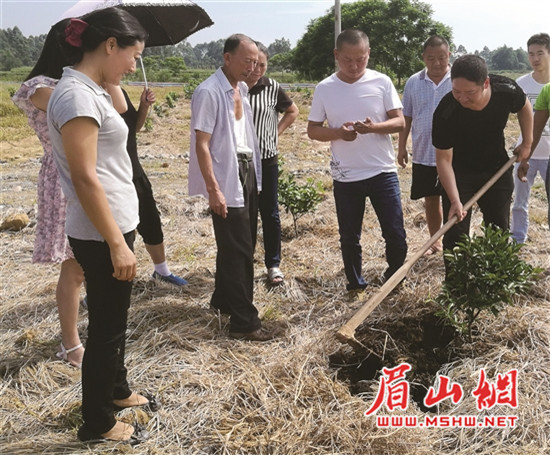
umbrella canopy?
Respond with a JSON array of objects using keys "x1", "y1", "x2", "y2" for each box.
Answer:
[{"x1": 59, "y1": 0, "x2": 213, "y2": 47}]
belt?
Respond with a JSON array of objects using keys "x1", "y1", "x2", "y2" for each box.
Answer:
[
  {"x1": 237, "y1": 152, "x2": 253, "y2": 187},
  {"x1": 237, "y1": 152, "x2": 253, "y2": 162}
]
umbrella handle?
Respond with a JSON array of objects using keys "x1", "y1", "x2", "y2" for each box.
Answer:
[
  {"x1": 139, "y1": 57, "x2": 148, "y2": 91},
  {"x1": 139, "y1": 57, "x2": 153, "y2": 117}
]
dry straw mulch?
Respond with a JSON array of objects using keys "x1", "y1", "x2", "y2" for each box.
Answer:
[{"x1": 1, "y1": 88, "x2": 549, "y2": 454}]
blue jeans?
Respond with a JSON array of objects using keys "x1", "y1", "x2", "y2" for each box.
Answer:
[
  {"x1": 258, "y1": 158, "x2": 281, "y2": 269},
  {"x1": 333, "y1": 172, "x2": 407, "y2": 290},
  {"x1": 511, "y1": 159, "x2": 549, "y2": 243}
]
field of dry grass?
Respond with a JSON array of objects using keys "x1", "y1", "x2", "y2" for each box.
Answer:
[{"x1": 1, "y1": 83, "x2": 549, "y2": 454}]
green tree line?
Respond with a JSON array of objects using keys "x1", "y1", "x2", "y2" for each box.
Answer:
[
  {"x1": 0, "y1": 0, "x2": 529, "y2": 82},
  {"x1": 290, "y1": 0, "x2": 529, "y2": 83},
  {"x1": 0, "y1": 26, "x2": 291, "y2": 71}
]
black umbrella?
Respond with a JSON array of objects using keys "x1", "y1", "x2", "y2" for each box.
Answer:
[{"x1": 60, "y1": 0, "x2": 213, "y2": 47}]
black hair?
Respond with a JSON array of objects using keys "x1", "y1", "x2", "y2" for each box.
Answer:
[
  {"x1": 63, "y1": 7, "x2": 148, "y2": 63},
  {"x1": 255, "y1": 41, "x2": 269, "y2": 60},
  {"x1": 527, "y1": 33, "x2": 550, "y2": 52},
  {"x1": 336, "y1": 29, "x2": 369, "y2": 51},
  {"x1": 451, "y1": 54, "x2": 488, "y2": 85},
  {"x1": 423, "y1": 35, "x2": 449, "y2": 52},
  {"x1": 25, "y1": 19, "x2": 71, "y2": 81},
  {"x1": 223, "y1": 33, "x2": 255, "y2": 54}
]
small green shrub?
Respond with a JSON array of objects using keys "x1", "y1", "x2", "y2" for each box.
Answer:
[
  {"x1": 278, "y1": 168, "x2": 323, "y2": 237},
  {"x1": 153, "y1": 104, "x2": 164, "y2": 117},
  {"x1": 301, "y1": 88, "x2": 313, "y2": 99},
  {"x1": 164, "y1": 91, "x2": 181, "y2": 108},
  {"x1": 435, "y1": 224, "x2": 541, "y2": 341},
  {"x1": 143, "y1": 117, "x2": 153, "y2": 132},
  {"x1": 184, "y1": 78, "x2": 200, "y2": 100}
]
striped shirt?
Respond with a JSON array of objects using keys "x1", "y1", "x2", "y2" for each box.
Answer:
[
  {"x1": 248, "y1": 76, "x2": 293, "y2": 160},
  {"x1": 402, "y1": 67, "x2": 451, "y2": 166}
]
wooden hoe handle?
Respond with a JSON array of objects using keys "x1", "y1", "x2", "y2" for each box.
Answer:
[{"x1": 335, "y1": 155, "x2": 517, "y2": 348}]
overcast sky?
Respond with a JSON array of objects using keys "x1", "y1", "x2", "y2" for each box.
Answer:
[{"x1": 1, "y1": 0, "x2": 549, "y2": 52}]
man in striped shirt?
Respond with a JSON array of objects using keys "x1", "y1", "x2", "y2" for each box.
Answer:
[
  {"x1": 398, "y1": 36, "x2": 451, "y2": 255},
  {"x1": 246, "y1": 42, "x2": 299, "y2": 285}
]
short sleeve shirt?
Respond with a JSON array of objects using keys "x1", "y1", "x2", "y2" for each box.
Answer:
[
  {"x1": 402, "y1": 68, "x2": 451, "y2": 166},
  {"x1": 189, "y1": 68, "x2": 262, "y2": 207},
  {"x1": 432, "y1": 74, "x2": 526, "y2": 174},
  {"x1": 534, "y1": 82, "x2": 550, "y2": 111},
  {"x1": 309, "y1": 70, "x2": 402, "y2": 182},
  {"x1": 47, "y1": 67, "x2": 138, "y2": 241},
  {"x1": 516, "y1": 73, "x2": 550, "y2": 160},
  {"x1": 248, "y1": 76, "x2": 293, "y2": 160}
]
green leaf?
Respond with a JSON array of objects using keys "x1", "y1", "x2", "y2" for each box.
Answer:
[{"x1": 434, "y1": 224, "x2": 538, "y2": 340}]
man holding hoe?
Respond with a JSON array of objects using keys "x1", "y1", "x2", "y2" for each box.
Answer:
[{"x1": 433, "y1": 55, "x2": 533, "y2": 266}]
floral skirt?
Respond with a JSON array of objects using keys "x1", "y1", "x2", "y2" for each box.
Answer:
[{"x1": 32, "y1": 152, "x2": 73, "y2": 263}]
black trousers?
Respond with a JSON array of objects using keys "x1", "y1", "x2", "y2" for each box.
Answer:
[
  {"x1": 69, "y1": 231, "x2": 135, "y2": 434},
  {"x1": 134, "y1": 173, "x2": 164, "y2": 246},
  {"x1": 258, "y1": 157, "x2": 282, "y2": 269},
  {"x1": 210, "y1": 156, "x2": 261, "y2": 333},
  {"x1": 442, "y1": 168, "x2": 513, "y2": 251}
]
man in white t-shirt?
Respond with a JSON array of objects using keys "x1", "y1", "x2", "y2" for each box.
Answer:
[
  {"x1": 307, "y1": 29, "x2": 407, "y2": 290},
  {"x1": 511, "y1": 32, "x2": 550, "y2": 243}
]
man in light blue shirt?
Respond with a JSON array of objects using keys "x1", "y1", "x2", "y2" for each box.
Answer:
[
  {"x1": 398, "y1": 36, "x2": 451, "y2": 255},
  {"x1": 189, "y1": 34, "x2": 274, "y2": 342}
]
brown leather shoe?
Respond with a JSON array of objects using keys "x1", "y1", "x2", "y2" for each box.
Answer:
[{"x1": 229, "y1": 327, "x2": 275, "y2": 341}]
